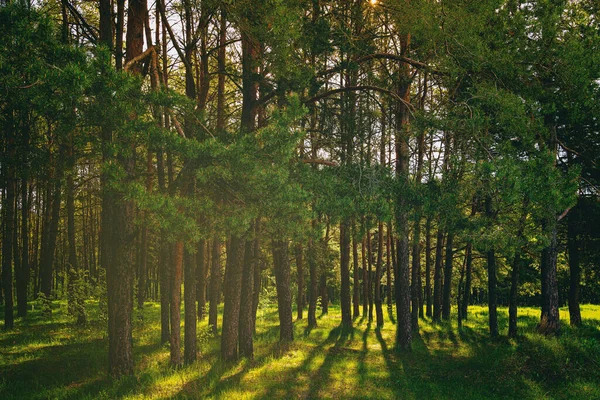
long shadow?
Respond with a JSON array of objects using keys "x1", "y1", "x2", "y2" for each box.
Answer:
[
  {"x1": 357, "y1": 323, "x2": 371, "y2": 386},
  {"x1": 387, "y1": 306, "x2": 396, "y2": 324}
]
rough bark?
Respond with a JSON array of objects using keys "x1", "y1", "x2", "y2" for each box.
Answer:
[
  {"x1": 295, "y1": 243, "x2": 304, "y2": 320},
  {"x1": 340, "y1": 221, "x2": 353, "y2": 329},
  {"x1": 425, "y1": 218, "x2": 433, "y2": 318},
  {"x1": 239, "y1": 234, "x2": 256, "y2": 359},
  {"x1": 170, "y1": 242, "x2": 183, "y2": 367},
  {"x1": 2, "y1": 155, "x2": 15, "y2": 330},
  {"x1": 184, "y1": 247, "x2": 197, "y2": 364},
  {"x1": 567, "y1": 205, "x2": 581, "y2": 327},
  {"x1": 221, "y1": 236, "x2": 244, "y2": 361},
  {"x1": 273, "y1": 239, "x2": 294, "y2": 342},
  {"x1": 197, "y1": 240, "x2": 206, "y2": 320},
  {"x1": 352, "y1": 226, "x2": 361, "y2": 318},
  {"x1": 442, "y1": 233, "x2": 454, "y2": 320},
  {"x1": 375, "y1": 222, "x2": 384, "y2": 328},
  {"x1": 209, "y1": 236, "x2": 221, "y2": 334},
  {"x1": 307, "y1": 236, "x2": 318, "y2": 329},
  {"x1": 432, "y1": 229, "x2": 444, "y2": 323}
]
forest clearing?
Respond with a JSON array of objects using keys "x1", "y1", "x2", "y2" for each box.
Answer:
[{"x1": 1, "y1": 0, "x2": 600, "y2": 398}]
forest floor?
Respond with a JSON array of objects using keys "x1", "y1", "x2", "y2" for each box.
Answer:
[{"x1": 1, "y1": 300, "x2": 599, "y2": 400}]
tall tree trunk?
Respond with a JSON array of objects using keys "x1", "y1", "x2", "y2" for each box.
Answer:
[
  {"x1": 184, "y1": 247, "x2": 197, "y2": 364},
  {"x1": 375, "y1": 222, "x2": 384, "y2": 328},
  {"x1": 209, "y1": 236, "x2": 221, "y2": 334},
  {"x1": 197, "y1": 240, "x2": 206, "y2": 320},
  {"x1": 386, "y1": 225, "x2": 393, "y2": 308},
  {"x1": 295, "y1": 243, "x2": 304, "y2": 320},
  {"x1": 170, "y1": 242, "x2": 183, "y2": 367},
  {"x1": 16, "y1": 128, "x2": 29, "y2": 318},
  {"x1": 441, "y1": 233, "x2": 454, "y2": 320},
  {"x1": 340, "y1": 220, "x2": 352, "y2": 329},
  {"x1": 394, "y1": 34, "x2": 413, "y2": 351},
  {"x1": 273, "y1": 239, "x2": 294, "y2": 342},
  {"x1": 2, "y1": 145, "x2": 15, "y2": 329},
  {"x1": 352, "y1": 226, "x2": 361, "y2": 318},
  {"x1": 239, "y1": 231, "x2": 256, "y2": 358},
  {"x1": 366, "y1": 229, "x2": 373, "y2": 321},
  {"x1": 567, "y1": 204, "x2": 581, "y2": 327},
  {"x1": 485, "y1": 196, "x2": 498, "y2": 338},
  {"x1": 221, "y1": 236, "x2": 245, "y2": 361},
  {"x1": 425, "y1": 217, "x2": 432, "y2": 317},
  {"x1": 361, "y1": 235, "x2": 368, "y2": 318},
  {"x1": 509, "y1": 198, "x2": 528, "y2": 338},
  {"x1": 157, "y1": 149, "x2": 170, "y2": 344},
  {"x1": 307, "y1": 234, "x2": 318, "y2": 329},
  {"x1": 460, "y1": 242, "x2": 472, "y2": 321},
  {"x1": 432, "y1": 229, "x2": 444, "y2": 323}
]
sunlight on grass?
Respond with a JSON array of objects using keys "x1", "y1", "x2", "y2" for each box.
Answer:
[{"x1": 1, "y1": 301, "x2": 599, "y2": 399}]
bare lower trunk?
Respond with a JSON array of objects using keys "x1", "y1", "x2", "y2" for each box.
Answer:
[
  {"x1": 221, "y1": 236, "x2": 244, "y2": 361},
  {"x1": 273, "y1": 239, "x2": 294, "y2": 342}
]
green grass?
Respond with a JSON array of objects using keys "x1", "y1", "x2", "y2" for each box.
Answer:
[{"x1": 1, "y1": 301, "x2": 599, "y2": 399}]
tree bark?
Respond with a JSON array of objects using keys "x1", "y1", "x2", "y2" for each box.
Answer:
[
  {"x1": 425, "y1": 217, "x2": 433, "y2": 318},
  {"x1": 273, "y1": 239, "x2": 294, "y2": 342},
  {"x1": 209, "y1": 236, "x2": 221, "y2": 334},
  {"x1": 442, "y1": 233, "x2": 454, "y2": 320},
  {"x1": 340, "y1": 220, "x2": 353, "y2": 329},
  {"x1": 196, "y1": 240, "x2": 206, "y2": 320},
  {"x1": 2, "y1": 149, "x2": 15, "y2": 330},
  {"x1": 170, "y1": 242, "x2": 183, "y2": 367},
  {"x1": 221, "y1": 236, "x2": 244, "y2": 361},
  {"x1": 567, "y1": 204, "x2": 581, "y2": 327},
  {"x1": 432, "y1": 229, "x2": 444, "y2": 323},
  {"x1": 239, "y1": 233, "x2": 256, "y2": 359},
  {"x1": 307, "y1": 235, "x2": 318, "y2": 329},
  {"x1": 295, "y1": 243, "x2": 304, "y2": 320},
  {"x1": 352, "y1": 226, "x2": 361, "y2": 318},
  {"x1": 184, "y1": 247, "x2": 197, "y2": 364},
  {"x1": 375, "y1": 222, "x2": 384, "y2": 328}
]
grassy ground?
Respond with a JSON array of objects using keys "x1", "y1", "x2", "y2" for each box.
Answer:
[{"x1": 1, "y1": 301, "x2": 599, "y2": 400}]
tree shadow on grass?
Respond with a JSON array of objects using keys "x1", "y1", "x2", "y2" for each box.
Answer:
[{"x1": 387, "y1": 305, "x2": 396, "y2": 324}]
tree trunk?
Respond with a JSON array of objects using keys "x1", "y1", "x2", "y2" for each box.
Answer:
[
  {"x1": 485, "y1": 196, "x2": 498, "y2": 338},
  {"x1": 375, "y1": 222, "x2": 384, "y2": 328},
  {"x1": 196, "y1": 240, "x2": 206, "y2": 320},
  {"x1": 361, "y1": 235, "x2": 368, "y2": 318},
  {"x1": 2, "y1": 154, "x2": 15, "y2": 330},
  {"x1": 170, "y1": 242, "x2": 183, "y2": 367},
  {"x1": 508, "y1": 253, "x2": 521, "y2": 338},
  {"x1": 295, "y1": 243, "x2": 304, "y2": 320},
  {"x1": 432, "y1": 229, "x2": 444, "y2": 323},
  {"x1": 221, "y1": 236, "x2": 244, "y2": 361},
  {"x1": 442, "y1": 233, "x2": 454, "y2": 320},
  {"x1": 273, "y1": 239, "x2": 294, "y2": 342},
  {"x1": 307, "y1": 235, "x2": 318, "y2": 329},
  {"x1": 366, "y1": 229, "x2": 373, "y2": 321},
  {"x1": 352, "y1": 226, "x2": 361, "y2": 318},
  {"x1": 184, "y1": 247, "x2": 197, "y2": 364},
  {"x1": 460, "y1": 242, "x2": 472, "y2": 321},
  {"x1": 16, "y1": 177, "x2": 29, "y2": 319},
  {"x1": 386, "y1": 225, "x2": 393, "y2": 308},
  {"x1": 567, "y1": 204, "x2": 581, "y2": 327},
  {"x1": 340, "y1": 220, "x2": 353, "y2": 329},
  {"x1": 425, "y1": 217, "x2": 432, "y2": 318},
  {"x1": 209, "y1": 236, "x2": 221, "y2": 334},
  {"x1": 239, "y1": 234, "x2": 256, "y2": 359},
  {"x1": 394, "y1": 34, "x2": 412, "y2": 351}
]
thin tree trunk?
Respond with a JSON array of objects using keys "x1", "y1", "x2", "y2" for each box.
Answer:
[
  {"x1": 432, "y1": 229, "x2": 444, "y2": 323},
  {"x1": 273, "y1": 239, "x2": 294, "y2": 342},
  {"x1": 442, "y1": 233, "x2": 454, "y2": 320},
  {"x1": 209, "y1": 236, "x2": 221, "y2": 334},
  {"x1": 239, "y1": 232, "x2": 256, "y2": 359},
  {"x1": 295, "y1": 243, "x2": 304, "y2": 320},
  {"x1": 485, "y1": 196, "x2": 498, "y2": 338},
  {"x1": 361, "y1": 235, "x2": 368, "y2": 318},
  {"x1": 197, "y1": 240, "x2": 206, "y2": 320},
  {"x1": 2, "y1": 151, "x2": 15, "y2": 329},
  {"x1": 170, "y1": 242, "x2": 184, "y2": 367},
  {"x1": 567, "y1": 204, "x2": 581, "y2": 327},
  {"x1": 375, "y1": 222, "x2": 384, "y2": 328},
  {"x1": 352, "y1": 225, "x2": 361, "y2": 318},
  {"x1": 307, "y1": 234, "x2": 318, "y2": 329},
  {"x1": 184, "y1": 247, "x2": 197, "y2": 364},
  {"x1": 340, "y1": 220, "x2": 352, "y2": 329}
]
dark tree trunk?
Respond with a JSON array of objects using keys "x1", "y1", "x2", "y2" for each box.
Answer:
[
  {"x1": 159, "y1": 239, "x2": 170, "y2": 343},
  {"x1": 272, "y1": 239, "x2": 294, "y2": 342},
  {"x1": 460, "y1": 242, "x2": 472, "y2": 321},
  {"x1": 184, "y1": 247, "x2": 197, "y2": 364},
  {"x1": 366, "y1": 229, "x2": 373, "y2": 322},
  {"x1": 386, "y1": 225, "x2": 393, "y2": 308},
  {"x1": 442, "y1": 233, "x2": 454, "y2": 320},
  {"x1": 295, "y1": 243, "x2": 304, "y2": 320},
  {"x1": 509, "y1": 199, "x2": 528, "y2": 338},
  {"x1": 320, "y1": 270, "x2": 328, "y2": 315},
  {"x1": 170, "y1": 242, "x2": 183, "y2": 367},
  {"x1": 538, "y1": 220, "x2": 560, "y2": 335},
  {"x1": 487, "y1": 248, "x2": 498, "y2": 337},
  {"x1": 485, "y1": 196, "x2": 498, "y2": 338},
  {"x1": 432, "y1": 229, "x2": 444, "y2": 323},
  {"x1": 567, "y1": 205, "x2": 581, "y2": 327},
  {"x1": 410, "y1": 219, "x2": 421, "y2": 330},
  {"x1": 209, "y1": 236, "x2": 221, "y2": 334},
  {"x1": 239, "y1": 234, "x2": 256, "y2": 359},
  {"x1": 252, "y1": 228, "x2": 261, "y2": 332},
  {"x1": 375, "y1": 222, "x2": 384, "y2": 328},
  {"x1": 394, "y1": 34, "x2": 412, "y2": 351},
  {"x1": 307, "y1": 236, "x2": 318, "y2": 329},
  {"x1": 361, "y1": 235, "x2": 368, "y2": 318},
  {"x1": 16, "y1": 177, "x2": 29, "y2": 318},
  {"x1": 352, "y1": 226, "x2": 361, "y2": 318},
  {"x1": 425, "y1": 218, "x2": 432, "y2": 317},
  {"x1": 508, "y1": 253, "x2": 521, "y2": 338},
  {"x1": 340, "y1": 221, "x2": 353, "y2": 329},
  {"x1": 196, "y1": 240, "x2": 206, "y2": 320},
  {"x1": 221, "y1": 236, "x2": 244, "y2": 361},
  {"x1": 40, "y1": 177, "x2": 61, "y2": 299},
  {"x1": 2, "y1": 156, "x2": 15, "y2": 330}
]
